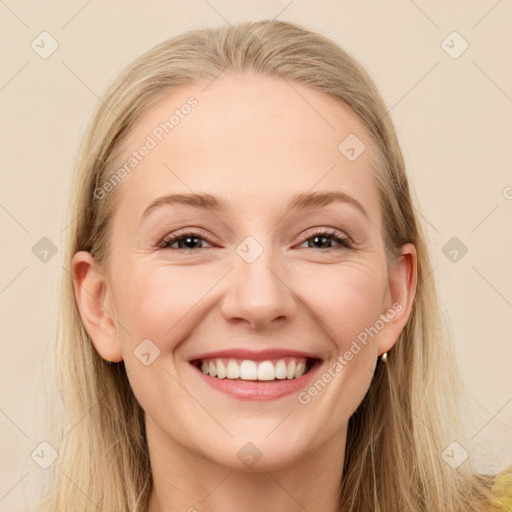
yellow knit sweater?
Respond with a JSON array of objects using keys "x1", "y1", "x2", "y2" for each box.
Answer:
[{"x1": 480, "y1": 464, "x2": 512, "y2": 511}]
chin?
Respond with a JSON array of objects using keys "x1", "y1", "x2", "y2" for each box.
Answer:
[{"x1": 200, "y1": 435, "x2": 313, "y2": 473}]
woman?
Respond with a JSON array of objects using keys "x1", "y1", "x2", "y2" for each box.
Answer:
[{"x1": 36, "y1": 20, "x2": 511, "y2": 511}]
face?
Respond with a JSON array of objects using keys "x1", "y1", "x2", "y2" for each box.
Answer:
[{"x1": 73, "y1": 72, "x2": 416, "y2": 472}]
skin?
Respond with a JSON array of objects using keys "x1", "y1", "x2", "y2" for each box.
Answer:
[{"x1": 72, "y1": 72, "x2": 417, "y2": 512}]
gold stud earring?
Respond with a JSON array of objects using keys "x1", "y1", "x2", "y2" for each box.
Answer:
[{"x1": 381, "y1": 352, "x2": 388, "y2": 363}]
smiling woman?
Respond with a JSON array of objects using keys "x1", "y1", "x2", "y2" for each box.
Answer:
[{"x1": 35, "y1": 19, "x2": 510, "y2": 512}]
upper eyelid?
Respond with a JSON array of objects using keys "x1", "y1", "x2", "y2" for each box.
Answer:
[
  {"x1": 297, "y1": 226, "x2": 350, "y2": 241},
  {"x1": 162, "y1": 227, "x2": 216, "y2": 239}
]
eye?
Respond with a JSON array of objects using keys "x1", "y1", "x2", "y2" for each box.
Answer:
[
  {"x1": 296, "y1": 229, "x2": 352, "y2": 250},
  {"x1": 159, "y1": 231, "x2": 214, "y2": 250},
  {"x1": 158, "y1": 228, "x2": 352, "y2": 251}
]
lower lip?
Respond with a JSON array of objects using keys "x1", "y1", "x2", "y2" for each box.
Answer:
[{"x1": 191, "y1": 361, "x2": 321, "y2": 401}]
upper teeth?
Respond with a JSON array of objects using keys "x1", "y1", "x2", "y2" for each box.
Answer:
[{"x1": 200, "y1": 357, "x2": 308, "y2": 381}]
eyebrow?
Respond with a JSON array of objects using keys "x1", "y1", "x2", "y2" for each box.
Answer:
[{"x1": 141, "y1": 190, "x2": 369, "y2": 220}]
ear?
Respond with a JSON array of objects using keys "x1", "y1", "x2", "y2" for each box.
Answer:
[
  {"x1": 377, "y1": 243, "x2": 418, "y2": 356},
  {"x1": 71, "y1": 251, "x2": 123, "y2": 362}
]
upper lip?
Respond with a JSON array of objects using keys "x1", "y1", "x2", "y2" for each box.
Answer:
[{"x1": 188, "y1": 348, "x2": 322, "y2": 362}]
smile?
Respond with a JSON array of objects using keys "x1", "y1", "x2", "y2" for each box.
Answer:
[
  {"x1": 193, "y1": 356, "x2": 313, "y2": 381},
  {"x1": 189, "y1": 350, "x2": 322, "y2": 401}
]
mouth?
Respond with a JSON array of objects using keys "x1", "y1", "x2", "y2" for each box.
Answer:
[
  {"x1": 188, "y1": 348, "x2": 323, "y2": 401},
  {"x1": 190, "y1": 356, "x2": 321, "y2": 382}
]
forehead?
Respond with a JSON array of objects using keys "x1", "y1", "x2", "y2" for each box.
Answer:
[{"x1": 111, "y1": 72, "x2": 381, "y2": 225}]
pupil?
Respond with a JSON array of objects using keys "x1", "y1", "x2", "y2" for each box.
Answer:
[
  {"x1": 311, "y1": 235, "x2": 330, "y2": 248},
  {"x1": 180, "y1": 236, "x2": 200, "y2": 249}
]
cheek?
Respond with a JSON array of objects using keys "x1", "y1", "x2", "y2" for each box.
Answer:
[
  {"x1": 113, "y1": 255, "x2": 388, "y2": 357},
  {"x1": 112, "y1": 262, "x2": 218, "y2": 351},
  {"x1": 109, "y1": 263, "x2": 216, "y2": 418},
  {"x1": 299, "y1": 261, "x2": 388, "y2": 350},
  {"x1": 289, "y1": 263, "x2": 387, "y2": 430}
]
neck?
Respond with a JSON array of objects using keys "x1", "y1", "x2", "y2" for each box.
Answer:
[{"x1": 145, "y1": 415, "x2": 346, "y2": 512}]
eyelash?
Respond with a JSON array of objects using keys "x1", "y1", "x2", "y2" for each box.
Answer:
[{"x1": 158, "y1": 229, "x2": 352, "y2": 251}]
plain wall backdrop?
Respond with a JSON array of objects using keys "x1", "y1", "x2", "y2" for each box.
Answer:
[{"x1": 1, "y1": 1, "x2": 511, "y2": 509}]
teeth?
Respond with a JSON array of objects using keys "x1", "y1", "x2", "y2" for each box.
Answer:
[
  {"x1": 216, "y1": 359, "x2": 227, "y2": 379},
  {"x1": 257, "y1": 361, "x2": 275, "y2": 381},
  {"x1": 226, "y1": 359, "x2": 240, "y2": 379},
  {"x1": 275, "y1": 360, "x2": 287, "y2": 379},
  {"x1": 240, "y1": 360, "x2": 258, "y2": 380},
  {"x1": 295, "y1": 361, "x2": 306, "y2": 379},
  {"x1": 286, "y1": 359, "x2": 296, "y2": 380},
  {"x1": 197, "y1": 357, "x2": 310, "y2": 381}
]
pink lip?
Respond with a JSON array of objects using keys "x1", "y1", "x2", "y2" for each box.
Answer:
[
  {"x1": 190, "y1": 359, "x2": 322, "y2": 401},
  {"x1": 188, "y1": 348, "x2": 321, "y2": 362}
]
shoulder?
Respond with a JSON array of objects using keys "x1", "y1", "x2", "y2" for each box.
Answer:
[{"x1": 479, "y1": 464, "x2": 512, "y2": 512}]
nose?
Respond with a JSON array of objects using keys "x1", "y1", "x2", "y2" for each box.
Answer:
[{"x1": 220, "y1": 249, "x2": 297, "y2": 330}]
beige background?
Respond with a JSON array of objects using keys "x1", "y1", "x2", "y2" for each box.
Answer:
[{"x1": 1, "y1": 1, "x2": 511, "y2": 509}]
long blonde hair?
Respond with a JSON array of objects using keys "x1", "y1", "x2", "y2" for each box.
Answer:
[{"x1": 36, "y1": 20, "x2": 495, "y2": 511}]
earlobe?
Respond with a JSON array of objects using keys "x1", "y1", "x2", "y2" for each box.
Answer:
[
  {"x1": 378, "y1": 243, "x2": 418, "y2": 355},
  {"x1": 71, "y1": 251, "x2": 123, "y2": 363}
]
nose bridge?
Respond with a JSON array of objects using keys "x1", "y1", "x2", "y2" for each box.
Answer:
[{"x1": 221, "y1": 235, "x2": 296, "y2": 328}]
